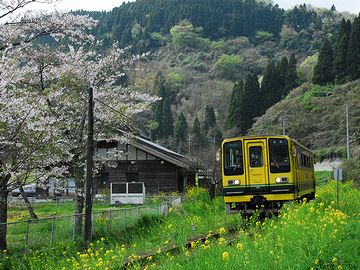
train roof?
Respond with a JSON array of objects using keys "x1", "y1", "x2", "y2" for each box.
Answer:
[{"x1": 222, "y1": 135, "x2": 314, "y2": 154}]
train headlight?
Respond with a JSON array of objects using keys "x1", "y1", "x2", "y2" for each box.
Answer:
[
  {"x1": 228, "y1": 180, "x2": 240, "y2": 185},
  {"x1": 275, "y1": 177, "x2": 288, "y2": 183}
]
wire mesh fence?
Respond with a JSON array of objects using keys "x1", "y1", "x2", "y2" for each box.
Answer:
[{"x1": 4, "y1": 197, "x2": 181, "y2": 251}]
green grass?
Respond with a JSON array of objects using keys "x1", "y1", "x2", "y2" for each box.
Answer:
[
  {"x1": 315, "y1": 171, "x2": 332, "y2": 186},
  {"x1": 2, "y1": 183, "x2": 359, "y2": 270},
  {"x1": 7, "y1": 197, "x2": 164, "y2": 222}
]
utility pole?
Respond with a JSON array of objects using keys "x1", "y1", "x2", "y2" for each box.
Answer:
[
  {"x1": 346, "y1": 104, "x2": 350, "y2": 159},
  {"x1": 281, "y1": 117, "x2": 286, "y2": 135},
  {"x1": 188, "y1": 134, "x2": 191, "y2": 155},
  {"x1": 84, "y1": 87, "x2": 94, "y2": 247}
]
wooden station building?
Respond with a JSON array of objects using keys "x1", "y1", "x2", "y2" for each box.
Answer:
[{"x1": 94, "y1": 132, "x2": 195, "y2": 194}]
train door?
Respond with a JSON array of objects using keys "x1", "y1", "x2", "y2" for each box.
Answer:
[{"x1": 245, "y1": 140, "x2": 269, "y2": 190}]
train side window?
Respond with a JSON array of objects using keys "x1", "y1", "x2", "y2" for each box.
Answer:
[
  {"x1": 269, "y1": 138, "x2": 290, "y2": 173},
  {"x1": 224, "y1": 141, "x2": 243, "y2": 175},
  {"x1": 301, "y1": 154, "x2": 306, "y2": 167},
  {"x1": 249, "y1": 146, "x2": 263, "y2": 167}
]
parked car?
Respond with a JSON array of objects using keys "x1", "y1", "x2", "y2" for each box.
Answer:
[{"x1": 11, "y1": 184, "x2": 36, "y2": 197}]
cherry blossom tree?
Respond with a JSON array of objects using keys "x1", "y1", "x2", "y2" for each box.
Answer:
[
  {"x1": 46, "y1": 44, "x2": 158, "y2": 238},
  {"x1": 0, "y1": 0, "x2": 158, "y2": 250}
]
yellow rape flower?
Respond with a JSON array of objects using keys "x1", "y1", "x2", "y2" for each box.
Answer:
[
  {"x1": 218, "y1": 237, "x2": 226, "y2": 245},
  {"x1": 219, "y1": 227, "x2": 226, "y2": 234},
  {"x1": 332, "y1": 257, "x2": 337, "y2": 263},
  {"x1": 222, "y1": 251, "x2": 229, "y2": 261},
  {"x1": 237, "y1": 243, "x2": 244, "y2": 251},
  {"x1": 201, "y1": 244, "x2": 209, "y2": 250}
]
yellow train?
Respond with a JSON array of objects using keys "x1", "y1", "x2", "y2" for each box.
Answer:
[{"x1": 222, "y1": 135, "x2": 315, "y2": 214}]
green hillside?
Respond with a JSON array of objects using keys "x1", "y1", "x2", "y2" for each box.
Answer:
[
  {"x1": 78, "y1": 0, "x2": 360, "y2": 166},
  {"x1": 250, "y1": 81, "x2": 360, "y2": 157}
]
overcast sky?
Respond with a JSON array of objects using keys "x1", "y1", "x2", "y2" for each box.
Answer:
[
  {"x1": 274, "y1": 0, "x2": 360, "y2": 13},
  {"x1": 28, "y1": 0, "x2": 360, "y2": 14}
]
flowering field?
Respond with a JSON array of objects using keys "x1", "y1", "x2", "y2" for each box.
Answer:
[{"x1": 2, "y1": 179, "x2": 359, "y2": 270}]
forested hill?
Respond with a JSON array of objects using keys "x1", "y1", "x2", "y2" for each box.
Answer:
[
  {"x1": 75, "y1": 0, "x2": 323, "y2": 52},
  {"x1": 74, "y1": 1, "x2": 360, "y2": 159}
]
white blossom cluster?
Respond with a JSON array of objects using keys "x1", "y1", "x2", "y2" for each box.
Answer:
[{"x1": 0, "y1": 0, "x2": 159, "y2": 192}]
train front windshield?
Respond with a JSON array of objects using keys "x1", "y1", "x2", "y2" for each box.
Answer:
[
  {"x1": 224, "y1": 140, "x2": 243, "y2": 175},
  {"x1": 269, "y1": 138, "x2": 290, "y2": 173}
]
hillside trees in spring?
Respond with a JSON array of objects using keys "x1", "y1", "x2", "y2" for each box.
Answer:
[
  {"x1": 347, "y1": 15, "x2": 360, "y2": 80},
  {"x1": 314, "y1": 14, "x2": 360, "y2": 84},
  {"x1": 95, "y1": 0, "x2": 285, "y2": 52},
  {"x1": 334, "y1": 18, "x2": 351, "y2": 83},
  {"x1": 225, "y1": 55, "x2": 298, "y2": 135}
]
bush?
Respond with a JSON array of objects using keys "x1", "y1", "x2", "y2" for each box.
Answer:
[
  {"x1": 212, "y1": 54, "x2": 243, "y2": 81},
  {"x1": 341, "y1": 157, "x2": 360, "y2": 187},
  {"x1": 170, "y1": 20, "x2": 211, "y2": 50},
  {"x1": 300, "y1": 84, "x2": 333, "y2": 111}
]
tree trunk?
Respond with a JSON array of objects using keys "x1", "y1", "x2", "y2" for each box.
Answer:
[
  {"x1": 74, "y1": 180, "x2": 84, "y2": 237},
  {"x1": 19, "y1": 185, "x2": 38, "y2": 220},
  {"x1": 84, "y1": 86, "x2": 94, "y2": 247},
  {"x1": 0, "y1": 174, "x2": 11, "y2": 251}
]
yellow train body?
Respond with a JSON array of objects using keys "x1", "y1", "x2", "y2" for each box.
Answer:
[{"x1": 222, "y1": 135, "x2": 315, "y2": 214}]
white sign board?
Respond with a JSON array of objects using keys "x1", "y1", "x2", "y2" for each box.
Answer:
[{"x1": 333, "y1": 168, "x2": 343, "y2": 181}]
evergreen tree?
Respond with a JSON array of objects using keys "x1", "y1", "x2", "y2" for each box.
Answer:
[
  {"x1": 203, "y1": 105, "x2": 216, "y2": 135},
  {"x1": 334, "y1": 18, "x2": 351, "y2": 82},
  {"x1": 240, "y1": 73, "x2": 261, "y2": 133},
  {"x1": 260, "y1": 62, "x2": 279, "y2": 113},
  {"x1": 276, "y1": 56, "x2": 288, "y2": 99},
  {"x1": 285, "y1": 54, "x2": 298, "y2": 93},
  {"x1": 161, "y1": 99, "x2": 174, "y2": 138},
  {"x1": 174, "y1": 112, "x2": 188, "y2": 143},
  {"x1": 151, "y1": 71, "x2": 175, "y2": 139},
  {"x1": 313, "y1": 39, "x2": 335, "y2": 85},
  {"x1": 191, "y1": 116, "x2": 203, "y2": 150},
  {"x1": 152, "y1": 101, "x2": 164, "y2": 139},
  {"x1": 153, "y1": 71, "x2": 166, "y2": 97},
  {"x1": 226, "y1": 81, "x2": 243, "y2": 130},
  {"x1": 347, "y1": 16, "x2": 360, "y2": 80}
]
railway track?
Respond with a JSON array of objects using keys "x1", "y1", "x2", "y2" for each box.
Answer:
[{"x1": 121, "y1": 224, "x2": 243, "y2": 269}]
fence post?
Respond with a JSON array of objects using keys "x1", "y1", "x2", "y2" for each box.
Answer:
[
  {"x1": 51, "y1": 218, "x2": 55, "y2": 244},
  {"x1": 108, "y1": 209, "x2": 111, "y2": 232},
  {"x1": 92, "y1": 213, "x2": 95, "y2": 238},
  {"x1": 72, "y1": 215, "x2": 76, "y2": 241},
  {"x1": 25, "y1": 220, "x2": 30, "y2": 247}
]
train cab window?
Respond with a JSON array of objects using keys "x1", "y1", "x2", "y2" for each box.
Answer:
[
  {"x1": 249, "y1": 146, "x2": 263, "y2": 167},
  {"x1": 224, "y1": 141, "x2": 243, "y2": 175},
  {"x1": 269, "y1": 139, "x2": 290, "y2": 173}
]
